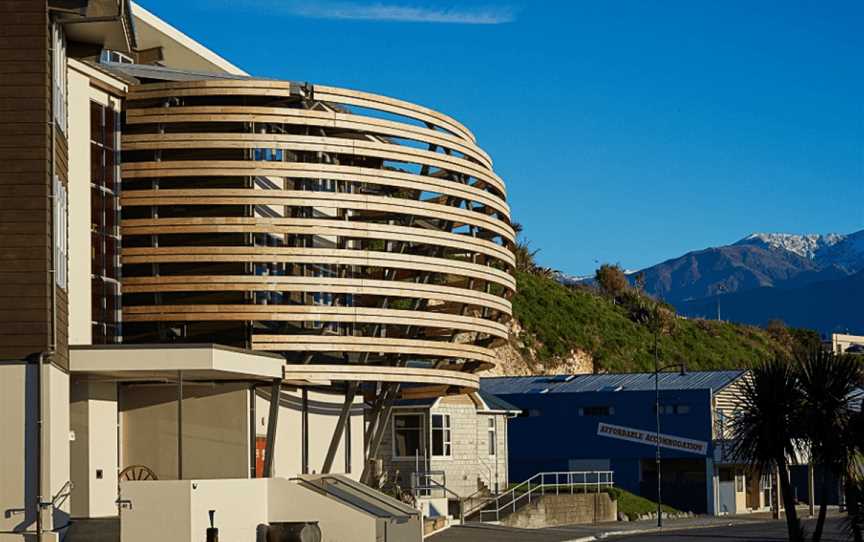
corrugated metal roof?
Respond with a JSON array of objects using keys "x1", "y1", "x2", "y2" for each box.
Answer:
[{"x1": 481, "y1": 370, "x2": 747, "y2": 396}]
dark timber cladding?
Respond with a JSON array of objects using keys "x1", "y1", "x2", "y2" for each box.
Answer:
[{"x1": 0, "y1": 1, "x2": 69, "y2": 369}]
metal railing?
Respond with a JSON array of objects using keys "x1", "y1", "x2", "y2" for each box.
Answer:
[{"x1": 469, "y1": 470, "x2": 614, "y2": 523}]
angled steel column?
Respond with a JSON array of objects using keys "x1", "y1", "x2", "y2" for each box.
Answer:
[
  {"x1": 263, "y1": 378, "x2": 281, "y2": 478},
  {"x1": 322, "y1": 382, "x2": 359, "y2": 473}
]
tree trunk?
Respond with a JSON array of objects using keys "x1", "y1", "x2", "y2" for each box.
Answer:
[
  {"x1": 846, "y1": 480, "x2": 864, "y2": 542},
  {"x1": 811, "y1": 466, "x2": 831, "y2": 542},
  {"x1": 777, "y1": 457, "x2": 802, "y2": 542}
]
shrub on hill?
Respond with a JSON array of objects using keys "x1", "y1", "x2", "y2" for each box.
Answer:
[{"x1": 511, "y1": 270, "x2": 812, "y2": 372}]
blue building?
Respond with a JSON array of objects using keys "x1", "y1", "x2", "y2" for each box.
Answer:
[{"x1": 481, "y1": 370, "x2": 774, "y2": 516}]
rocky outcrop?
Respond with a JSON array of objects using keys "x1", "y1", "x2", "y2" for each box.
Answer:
[{"x1": 480, "y1": 319, "x2": 594, "y2": 377}]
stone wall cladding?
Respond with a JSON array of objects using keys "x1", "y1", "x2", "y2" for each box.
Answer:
[{"x1": 376, "y1": 403, "x2": 511, "y2": 499}]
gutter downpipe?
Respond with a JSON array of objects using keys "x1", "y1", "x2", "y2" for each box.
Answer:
[
  {"x1": 35, "y1": 351, "x2": 54, "y2": 539},
  {"x1": 39, "y1": 9, "x2": 61, "y2": 536}
]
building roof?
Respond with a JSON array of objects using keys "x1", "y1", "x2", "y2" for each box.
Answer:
[
  {"x1": 477, "y1": 391, "x2": 521, "y2": 413},
  {"x1": 391, "y1": 391, "x2": 521, "y2": 414},
  {"x1": 481, "y1": 370, "x2": 747, "y2": 396}
]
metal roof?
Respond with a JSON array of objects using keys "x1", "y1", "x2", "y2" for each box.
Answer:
[
  {"x1": 481, "y1": 370, "x2": 747, "y2": 396},
  {"x1": 477, "y1": 391, "x2": 521, "y2": 413}
]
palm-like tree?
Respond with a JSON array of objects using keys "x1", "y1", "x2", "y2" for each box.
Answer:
[
  {"x1": 729, "y1": 358, "x2": 804, "y2": 542},
  {"x1": 798, "y1": 351, "x2": 863, "y2": 542}
]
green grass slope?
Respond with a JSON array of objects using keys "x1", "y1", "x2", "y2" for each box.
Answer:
[{"x1": 511, "y1": 270, "x2": 816, "y2": 373}]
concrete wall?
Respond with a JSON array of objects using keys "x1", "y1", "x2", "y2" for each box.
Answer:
[
  {"x1": 0, "y1": 362, "x2": 70, "y2": 535},
  {"x1": 70, "y1": 380, "x2": 118, "y2": 518},
  {"x1": 120, "y1": 383, "x2": 250, "y2": 480},
  {"x1": 499, "y1": 492, "x2": 617, "y2": 529},
  {"x1": 119, "y1": 478, "x2": 417, "y2": 542}
]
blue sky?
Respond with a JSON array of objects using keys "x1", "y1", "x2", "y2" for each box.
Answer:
[{"x1": 138, "y1": 0, "x2": 864, "y2": 275}]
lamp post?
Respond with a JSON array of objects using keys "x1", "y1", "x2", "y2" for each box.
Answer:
[{"x1": 654, "y1": 359, "x2": 686, "y2": 528}]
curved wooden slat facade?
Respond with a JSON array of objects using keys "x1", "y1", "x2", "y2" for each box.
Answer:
[{"x1": 121, "y1": 79, "x2": 512, "y2": 378}]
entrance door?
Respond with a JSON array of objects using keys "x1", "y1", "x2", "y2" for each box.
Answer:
[{"x1": 719, "y1": 481, "x2": 736, "y2": 514}]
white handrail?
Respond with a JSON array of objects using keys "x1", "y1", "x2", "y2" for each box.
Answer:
[{"x1": 472, "y1": 470, "x2": 614, "y2": 522}]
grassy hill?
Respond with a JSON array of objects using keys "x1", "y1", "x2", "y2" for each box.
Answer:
[{"x1": 509, "y1": 270, "x2": 819, "y2": 373}]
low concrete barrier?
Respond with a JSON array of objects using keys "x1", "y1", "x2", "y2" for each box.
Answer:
[{"x1": 499, "y1": 492, "x2": 617, "y2": 529}]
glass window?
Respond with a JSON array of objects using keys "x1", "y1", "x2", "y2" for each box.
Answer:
[
  {"x1": 579, "y1": 406, "x2": 614, "y2": 416},
  {"x1": 431, "y1": 414, "x2": 451, "y2": 457},
  {"x1": 53, "y1": 177, "x2": 67, "y2": 289},
  {"x1": 487, "y1": 417, "x2": 496, "y2": 456},
  {"x1": 393, "y1": 415, "x2": 423, "y2": 458},
  {"x1": 52, "y1": 25, "x2": 66, "y2": 133}
]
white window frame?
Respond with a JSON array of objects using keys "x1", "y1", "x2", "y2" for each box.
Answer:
[
  {"x1": 53, "y1": 176, "x2": 67, "y2": 289},
  {"x1": 391, "y1": 413, "x2": 425, "y2": 460},
  {"x1": 52, "y1": 23, "x2": 67, "y2": 133},
  {"x1": 430, "y1": 413, "x2": 452, "y2": 458},
  {"x1": 487, "y1": 417, "x2": 497, "y2": 457}
]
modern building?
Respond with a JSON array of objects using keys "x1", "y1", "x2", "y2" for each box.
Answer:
[
  {"x1": 0, "y1": 2, "x2": 514, "y2": 540},
  {"x1": 481, "y1": 370, "x2": 778, "y2": 516}
]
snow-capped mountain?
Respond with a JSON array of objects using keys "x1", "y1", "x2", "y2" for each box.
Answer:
[
  {"x1": 735, "y1": 232, "x2": 845, "y2": 260},
  {"x1": 552, "y1": 270, "x2": 592, "y2": 286},
  {"x1": 735, "y1": 230, "x2": 864, "y2": 273}
]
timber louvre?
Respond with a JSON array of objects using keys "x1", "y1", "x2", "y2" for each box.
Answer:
[{"x1": 120, "y1": 79, "x2": 514, "y2": 378}]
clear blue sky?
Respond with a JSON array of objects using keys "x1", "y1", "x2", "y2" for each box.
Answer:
[{"x1": 138, "y1": 0, "x2": 864, "y2": 276}]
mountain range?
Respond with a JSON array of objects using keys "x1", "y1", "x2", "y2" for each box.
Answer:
[{"x1": 561, "y1": 229, "x2": 864, "y2": 334}]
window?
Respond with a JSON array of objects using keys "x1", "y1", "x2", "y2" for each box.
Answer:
[
  {"x1": 656, "y1": 404, "x2": 691, "y2": 415},
  {"x1": 578, "y1": 406, "x2": 614, "y2": 416},
  {"x1": 52, "y1": 24, "x2": 66, "y2": 132},
  {"x1": 90, "y1": 102, "x2": 121, "y2": 343},
  {"x1": 431, "y1": 414, "x2": 451, "y2": 457},
  {"x1": 99, "y1": 50, "x2": 133, "y2": 64},
  {"x1": 53, "y1": 177, "x2": 67, "y2": 289},
  {"x1": 393, "y1": 414, "x2": 423, "y2": 458},
  {"x1": 487, "y1": 417, "x2": 496, "y2": 456}
]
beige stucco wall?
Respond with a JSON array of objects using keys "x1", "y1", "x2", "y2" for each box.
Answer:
[
  {"x1": 0, "y1": 362, "x2": 70, "y2": 535},
  {"x1": 255, "y1": 389, "x2": 365, "y2": 479},
  {"x1": 120, "y1": 383, "x2": 250, "y2": 480},
  {"x1": 66, "y1": 68, "x2": 92, "y2": 346},
  {"x1": 70, "y1": 380, "x2": 118, "y2": 518}
]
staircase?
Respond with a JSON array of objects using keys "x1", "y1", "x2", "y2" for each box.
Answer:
[{"x1": 463, "y1": 470, "x2": 614, "y2": 523}]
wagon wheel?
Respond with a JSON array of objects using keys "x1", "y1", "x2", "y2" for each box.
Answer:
[{"x1": 119, "y1": 465, "x2": 158, "y2": 481}]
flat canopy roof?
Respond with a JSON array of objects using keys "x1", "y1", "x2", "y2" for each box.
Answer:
[
  {"x1": 70, "y1": 343, "x2": 284, "y2": 382},
  {"x1": 70, "y1": 344, "x2": 480, "y2": 394}
]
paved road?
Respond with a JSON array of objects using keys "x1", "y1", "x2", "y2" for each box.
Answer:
[{"x1": 429, "y1": 517, "x2": 850, "y2": 542}]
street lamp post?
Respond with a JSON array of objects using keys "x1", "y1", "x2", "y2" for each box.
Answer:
[{"x1": 654, "y1": 359, "x2": 686, "y2": 528}]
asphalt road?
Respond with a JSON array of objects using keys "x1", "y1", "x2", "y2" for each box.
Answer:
[
  {"x1": 613, "y1": 517, "x2": 848, "y2": 541},
  {"x1": 429, "y1": 517, "x2": 851, "y2": 542}
]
